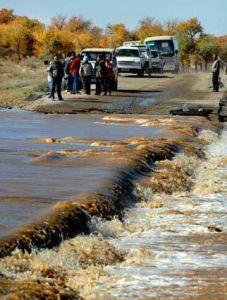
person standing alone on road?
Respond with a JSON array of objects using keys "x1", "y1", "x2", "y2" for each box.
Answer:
[
  {"x1": 49, "y1": 54, "x2": 64, "y2": 101},
  {"x1": 79, "y1": 56, "x2": 93, "y2": 95},
  {"x1": 212, "y1": 54, "x2": 221, "y2": 92}
]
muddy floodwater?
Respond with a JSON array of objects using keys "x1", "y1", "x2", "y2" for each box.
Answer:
[
  {"x1": 0, "y1": 109, "x2": 171, "y2": 237},
  {"x1": 89, "y1": 128, "x2": 227, "y2": 299},
  {"x1": 0, "y1": 108, "x2": 226, "y2": 299}
]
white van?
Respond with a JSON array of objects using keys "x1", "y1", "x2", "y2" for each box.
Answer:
[
  {"x1": 81, "y1": 48, "x2": 118, "y2": 90},
  {"x1": 144, "y1": 36, "x2": 180, "y2": 73},
  {"x1": 116, "y1": 46, "x2": 149, "y2": 77},
  {"x1": 123, "y1": 42, "x2": 153, "y2": 74}
]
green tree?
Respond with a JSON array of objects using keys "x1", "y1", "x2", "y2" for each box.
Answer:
[
  {"x1": 176, "y1": 17, "x2": 203, "y2": 68},
  {"x1": 198, "y1": 35, "x2": 219, "y2": 70}
]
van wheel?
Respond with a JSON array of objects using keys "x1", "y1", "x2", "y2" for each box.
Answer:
[
  {"x1": 137, "y1": 70, "x2": 144, "y2": 77},
  {"x1": 113, "y1": 79, "x2": 118, "y2": 91},
  {"x1": 144, "y1": 63, "x2": 150, "y2": 75}
]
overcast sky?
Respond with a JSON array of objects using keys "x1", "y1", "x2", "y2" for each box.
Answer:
[{"x1": 1, "y1": 0, "x2": 226, "y2": 36}]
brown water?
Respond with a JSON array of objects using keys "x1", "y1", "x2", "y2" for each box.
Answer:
[
  {"x1": 87, "y1": 128, "x2": 227, "y2": 299},
  {"x1": 0, "y1": 109, "x2": 171, "y2": 237},
  {"x1": 0, "y1": 110, "x2": 226, "y2": 299}
]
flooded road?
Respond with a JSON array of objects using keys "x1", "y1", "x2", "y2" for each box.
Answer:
[
  {"x1": 86, "y1": 127, "x2": 227, "y2": 299},
  {"x1": 0, "y1": 109, "x2": 170, "y2": 237},
  {"x1": 0, "y1": 108, "x2": 226, "y2": 299}
]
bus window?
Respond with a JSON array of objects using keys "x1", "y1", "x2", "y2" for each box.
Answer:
[{"x1": 146, "y1": 40, "x2": 174, "y2": 56}]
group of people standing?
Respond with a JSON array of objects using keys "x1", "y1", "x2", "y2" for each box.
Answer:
[{"x1": 46, "y1": 52, "x2": 115, "y2": 100}]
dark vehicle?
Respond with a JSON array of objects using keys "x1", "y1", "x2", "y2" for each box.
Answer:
[
  {"x1": 170, "y1": 105, "x2": 213, "y2": 117},
  {"x1": 150, "y1": 50, "x2": 165, "y2": 73},
  {"x1": 144, "y1": 36, "x2": 180, "y2": 73}
]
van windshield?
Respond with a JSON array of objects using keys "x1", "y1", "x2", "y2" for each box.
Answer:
[
  {"x1": 81, "y1": 52, "x2": 112, "y2": 61},
  {"x1": 146, "y1": 40, "x2": 174, "y2": 57},
  {"x1": 133, "y1": 46, "x2": 147, "y2": 55},
  {"x1": 116, "y1": 49, "x2": 139, "y2": 57},
  {"x1": 150, "y1": 51, "x2": 159, "y2": 58}
]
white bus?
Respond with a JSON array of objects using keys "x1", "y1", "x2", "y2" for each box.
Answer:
[{"x1": 144, "y1": 36, "x2": 180, "y2": 73}]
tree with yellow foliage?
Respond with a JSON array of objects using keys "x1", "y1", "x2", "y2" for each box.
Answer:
[
  {"x1": 1, "y1": 20, "x2": 34, "y2": 61},
  {"x1": 65, "y1": 15, "x2": 91, "y2": 33},
  {"x1": 0, "y1": 11, "x2": 44, "y2": 60},
  {"x1": 38, "y1": 29, "x2": 75, "y2": 58},
  {"x1": 163, "y1": 19, "x2": 178, "y2": 36},
  {"x1": 177, "y1": 17, "x2": 203, "y2": 41},
  {"x1": 215, "y1": 36, "x2": 227, "y2": 61},
  {"x1": 50, "y1": 15, "x2": 67, "y2": 30},
  {"x1": 0, "y1": 8, "x2": 15, "y2": 24},
  {"x1": 106, "y1": 23, "x2": 131, "y2": 48},
  {"x1": 134, "y1": 17, "x2": 163, "y2": 42}
]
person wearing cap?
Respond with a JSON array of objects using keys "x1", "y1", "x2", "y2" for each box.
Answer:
[{"x1": 79, "y1": 56, "x2": 93, "y2": 95}]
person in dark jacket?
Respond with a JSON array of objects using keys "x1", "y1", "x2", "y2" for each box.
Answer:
[
  {"x1": 63, "y1": 51, "x2": 72, "y2": 92},
  {"x1": 94, "y1": 54, "x2": 106, "y2": 95},
  {"x1": 104, "y1": 58, "x2": 115, "y2": 95},
  {"x1": 49, "y1": 55, "x2": 64, "y2": 100},
  {"x1": 212, "y1": 53, "x2": 221, "y2": 92}
]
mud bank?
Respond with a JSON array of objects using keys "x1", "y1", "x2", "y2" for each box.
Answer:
[{"x1": 21, "y1": 92, "x2": 156, "y2": 115}]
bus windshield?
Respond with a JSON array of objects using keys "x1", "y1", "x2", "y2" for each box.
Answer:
[
  {"x1": 115, "y1": 48, "x2": 139, "y2": 57},
  {"x1": 146, "y1": 40, "x2": 174, "y2": 57}
]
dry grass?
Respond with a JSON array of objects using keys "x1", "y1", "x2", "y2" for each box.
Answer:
[{"x1": 0, "y1": 58, "x2": 48, "y2": 108}]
